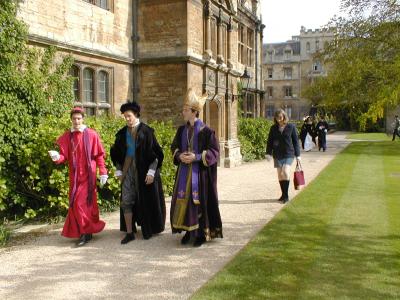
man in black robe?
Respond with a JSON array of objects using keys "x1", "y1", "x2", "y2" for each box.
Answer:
[
  {"x1": 110, "y1": 102, "x2": 165, "y2": 244},
  {"x1": 315, "y1": 116, "x2": 329, "y2": 152},
  {"x1": 170, "y1": 88, "x2": 223, "y2": 247}
]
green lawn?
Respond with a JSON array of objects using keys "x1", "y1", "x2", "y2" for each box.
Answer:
[
  {"x1": 346, "y1": 132, "x2": 392, "y2": 141},
  {"x1": 192, "y1": 141, "x2": 400, "y2": 299}
]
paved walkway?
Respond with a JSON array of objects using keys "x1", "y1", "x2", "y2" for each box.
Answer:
[{"x1": 0, "y1": 132, "x2": 351, "y2": 300}]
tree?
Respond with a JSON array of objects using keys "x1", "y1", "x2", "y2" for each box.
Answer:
[{"x1": 304, "y1": 0, "x2": 400, "y2": 131}]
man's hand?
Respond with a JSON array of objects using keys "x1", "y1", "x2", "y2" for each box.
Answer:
[
  {"x1": 180, "y1": 152, "x2": 196, "y2": 164},
  {"x1": 145, "y1": 175, "x2": 154, "y2": 185},
  {"x1": 99, "y1": 175, "x2": 108, "y2": 187},
  {"x1": 115, "y1": 170, "x2": 123, "y2": 182},
  {"x1": 48, "y1": 150, "x2": 60, "y2": 162}
]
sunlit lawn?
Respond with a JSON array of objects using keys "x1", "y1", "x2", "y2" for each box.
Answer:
[
  {"x1": 192, "y1": 141, "x2": 400, "y2": 299},
  {"x1": 346, "y1": 132, "x2": 392, "y2": 141}
]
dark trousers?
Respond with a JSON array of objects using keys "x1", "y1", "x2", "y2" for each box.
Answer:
[{"x1": 392, "y1": 129, "x2": 400, "y2": 141}]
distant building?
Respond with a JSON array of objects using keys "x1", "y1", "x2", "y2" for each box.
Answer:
[{"x1": 262, "y1": 26, "x2": 334, "y2": 120}]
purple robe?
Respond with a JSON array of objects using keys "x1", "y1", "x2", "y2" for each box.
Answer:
[{"x1": 170, "y1": 120, "x2": 223, "y2": 240}]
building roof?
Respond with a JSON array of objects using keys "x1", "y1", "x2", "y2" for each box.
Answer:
[{"x1": 263, "y1": 41, "x2": 301, "y2": 55}]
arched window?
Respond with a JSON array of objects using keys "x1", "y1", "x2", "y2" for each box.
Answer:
[
  {"x1": 83, "y1": 68, "x2": 94, "y2": 103},
  {"x1": 69, "y1": 65, "x2": 80, "y2": 101},
  {"x1": 98, "y1": 71, "x2": 109, "y2": 103}
]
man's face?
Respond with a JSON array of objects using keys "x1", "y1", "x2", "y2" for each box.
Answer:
[
  {"x1": 123, "y1": 110, "x2": 138, "y2": 127},
  {"x1": 182, "y1": 105, "x2": 196, "y2": 122},
  {"x1": 71, "y1": 113, "x2": 84, "y2": 130}
]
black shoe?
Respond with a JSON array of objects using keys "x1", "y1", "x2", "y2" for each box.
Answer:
[
  {"x1": 77, "y1": 234, "x2": 91, "y2": 247},
  {"x1": 282, "y1": 197, "x2": 289, "y2": 204},
  {"x1": 193, "y1": 236, "x2": 206, "y2": 247},
  {"x1": 181, "y1": 231, "x2": 191, "y2": 245},
  {"x1": 121, "y1": 233, "x2": 135, "y2": 244}
]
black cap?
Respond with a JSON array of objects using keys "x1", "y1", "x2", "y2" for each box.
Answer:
[{"x1": 120, "y1": 101, "x2": 140, "y2": 115}]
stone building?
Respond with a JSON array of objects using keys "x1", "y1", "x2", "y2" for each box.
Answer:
[
  {"x1": 17, "y1": 0, "x2": 264, "y2": 167},
  {"x1": 262, "y1": 26, "x2": 334, "y2": 120}
]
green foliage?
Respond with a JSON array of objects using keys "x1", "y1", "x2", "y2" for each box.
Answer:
[
  {"x1": 150, "y1": 121, "x2": 176, "y2": 196},
  {"x1": 0, "y1": 224, "x2": 11, "y2": 247},
  {"x1": 238, "y1": 118, "x2": 273, "y2": 161},
  {"x1": 304, "y1": 0, "x2": 400, "y2": 131}
]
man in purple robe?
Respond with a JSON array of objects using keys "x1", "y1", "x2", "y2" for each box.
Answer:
[{"x1": 170, "y1": 88, "x2": 223, "y2": 247}]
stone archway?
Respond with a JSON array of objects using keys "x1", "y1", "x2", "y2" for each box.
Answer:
[{"x1": 209, "y1": 100, "x2": 220, "y2": 139}]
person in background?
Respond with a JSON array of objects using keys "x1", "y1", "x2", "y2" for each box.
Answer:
[
  {"x1": 392, "y1": 115, "x2": 400, "y2": 141},
  {"x1": 299, "y1": 116, "x2": 316, "y2": 151},
  {"x1": 315, "y1": 115, "x2": 329, "y2": 152},
  {"x1": 266, "y1": 109, "x2": 301, "y2": 203}
]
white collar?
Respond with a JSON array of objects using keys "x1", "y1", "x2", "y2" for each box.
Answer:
[
  {"x1": 71, "y1": 125, "x2": 87, "y2": 132},
  {"x1": 129, "y1": 119, "x2": 140, "y2": 128}
]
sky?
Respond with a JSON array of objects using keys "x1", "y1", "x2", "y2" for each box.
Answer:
[{"x1": 261, "y1": 0, "x2": 343, "y2": 43}]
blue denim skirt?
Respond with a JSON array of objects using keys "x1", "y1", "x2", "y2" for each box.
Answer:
[{"x1": 274, "y1": 157, "x2": 294, "y2": 168}]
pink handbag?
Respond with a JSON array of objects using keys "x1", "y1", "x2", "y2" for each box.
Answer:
[{"x1": 294, "y1": 161, "x2": 305, "y2": 190}]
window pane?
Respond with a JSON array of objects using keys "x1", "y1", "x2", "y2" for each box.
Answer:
[
  {"x1": 95, "y1": 0, "x2": 108, "y2": 9},
  {"x1": 69, "y1": 66, "x2": 80, "y2": 101},
  {"x1": 85, "y1": 107, "x2": 95, "y2": 116},
  {"x1": 83, "y1": 68, "x2": 94, "y2": 103},
  {"x1": 98, "y1": 71, "x2": 109, "y2": 103},
  {"x1": 211, "y1": 18, "x2": 217, "y2": 59}
]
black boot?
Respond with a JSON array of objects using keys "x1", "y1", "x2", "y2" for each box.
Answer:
[
  {"x1": 278, "y1": 181, "x2": 285, "y2": 201},
  {"x1": 121, "y1": 232, "x2": 135, "y2": 244},
  {"x1": 181, "y1": 231, "x2": 191, "y2": 245},
  {"x1": 282, "y1": 180, "x2": 290, "y2": 203}
]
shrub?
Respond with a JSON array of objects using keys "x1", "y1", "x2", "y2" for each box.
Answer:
[
  {"x1": 238, "y1": 118, "x2": 273, "y2": 161},
  {"x1": 0, "y1": 115, "x2": 177, "y2": 221}
]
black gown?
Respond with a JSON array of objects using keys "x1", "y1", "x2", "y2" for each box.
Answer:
[{"x1": 110, "y1": 123, "x2": 166, "y2": 239}]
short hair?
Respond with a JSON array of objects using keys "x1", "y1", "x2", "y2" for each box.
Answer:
[
  {"x1": 396, "y1": 115, "x2": 399, "y2": 118},
  {"x1": 191, "y1": 108, "x2": 200, "y2": 118},
  {"x1": 274, "y1": 109, "x2": 289, "y2": 125}
]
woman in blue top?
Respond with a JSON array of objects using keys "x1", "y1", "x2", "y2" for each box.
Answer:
[{"x1": 266, "y1": 109, "x2": 301, "y2": 203}]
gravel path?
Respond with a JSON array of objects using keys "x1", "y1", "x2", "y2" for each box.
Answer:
[{"x1": 0, "y1": 132, "x2": 350, "y2": 300}]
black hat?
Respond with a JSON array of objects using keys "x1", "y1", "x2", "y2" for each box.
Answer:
[{"x1": 120, "y1": 101, "x2": 140, "y2": 115}]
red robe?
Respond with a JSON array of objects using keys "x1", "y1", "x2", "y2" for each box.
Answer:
[{"x1": 56, "y1": 127, "x2": 107, "y2": 238}]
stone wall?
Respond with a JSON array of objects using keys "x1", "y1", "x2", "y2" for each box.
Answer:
[
  {"x1": 139, "y1": 63, "x2": 187, "y2": 125},
  {"x1": 138, "y1": 0, "x2": 187, "y2": 59},
  {"x1": 18, "y1": 0, "x2": 133, "y2": 58}
]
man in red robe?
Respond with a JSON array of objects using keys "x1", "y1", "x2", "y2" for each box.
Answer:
[{"x1": 49, "y1": 107, "x2": 108, "y2": 246}]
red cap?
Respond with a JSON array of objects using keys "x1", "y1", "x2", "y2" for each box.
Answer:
[{"x1": 70, "y1": 106, "x2": 85, "y2": 117}]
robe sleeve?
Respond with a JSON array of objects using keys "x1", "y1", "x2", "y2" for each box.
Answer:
[
  {"x1": 200, "y1": 129, "x2": 219, "y2": 167},
  {"x1": 291, "y1": 125, "x2": 301, "y2": 157},
  {"x1": 92, "y1": 131, "x2": 107, "y2": 176},
  {"x1": 171, "y1": 128, "x2": 182, "y2": 166},
  {"x1": 55, "y1": 133, "x2": 69, "y2": 165}
]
